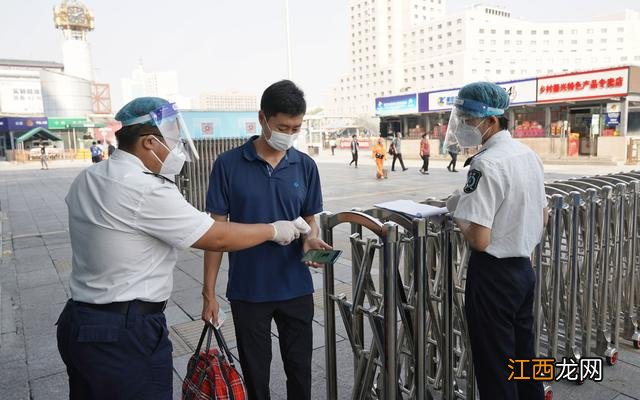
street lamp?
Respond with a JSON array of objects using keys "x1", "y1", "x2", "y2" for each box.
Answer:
[{"x1": 285, "y1": 0, "x2": 292, "y2": 80}]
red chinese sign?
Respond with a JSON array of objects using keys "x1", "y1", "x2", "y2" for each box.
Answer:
[{"x1": 537, "y1": 67, "x2": 628, "y2": 103}]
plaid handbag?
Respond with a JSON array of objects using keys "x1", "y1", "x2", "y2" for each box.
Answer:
[{"x1": 182, "y1": 324, "x2": 247, "y2": 400}]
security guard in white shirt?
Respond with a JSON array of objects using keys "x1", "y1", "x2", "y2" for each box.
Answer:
[
  {"x1": 445, "y1": 82, "x2": 548, "y2": 400},
  {"x1": 56, "y1": 97, "x2": 306, "y2": 400}
]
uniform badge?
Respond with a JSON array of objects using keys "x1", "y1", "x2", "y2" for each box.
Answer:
[{"x1": 464, "y1": 169, "x2": 483, "y2": 194}]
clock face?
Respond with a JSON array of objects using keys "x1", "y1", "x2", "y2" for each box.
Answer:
[{"x1": 67, "y1": 6, "x2": 86, "y2": 25}]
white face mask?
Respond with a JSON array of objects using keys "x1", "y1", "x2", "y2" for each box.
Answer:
[
  {"x1": 456, "y1": 119, "x2": 489, "y2": 148},
  {"x1": 264, "y1": 119, "x2": 297, "y2": 151},
  {"x1": 150, "y1": 136, "x2": 186, "y2": 177}
]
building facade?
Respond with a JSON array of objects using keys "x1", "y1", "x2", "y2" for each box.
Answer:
[
  {"x1": 197, "y1": 92, "x2": 257, "y2": 112},
  {"x1": 330, "y1": 1, "x2": 640, "y2": 117},
  {"x1": 121, "y1": 64, "x2": 191, "y2": 109}
]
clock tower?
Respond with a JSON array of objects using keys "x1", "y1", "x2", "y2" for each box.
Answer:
[{"x1": 53, "y1": 0, "x2": 95, "y2": 81}]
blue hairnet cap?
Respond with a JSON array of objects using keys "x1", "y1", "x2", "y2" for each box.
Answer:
[
  {"x1": 456, "y1": 81, "x2": 510, "y2": 118},
  {"x1": 115, "y1": 97, "x2": 169, "y2": 126}
]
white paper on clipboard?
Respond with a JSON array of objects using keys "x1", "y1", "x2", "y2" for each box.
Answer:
[{"x1": 374, "y1": 200, "x2": 449, "y2": 219}]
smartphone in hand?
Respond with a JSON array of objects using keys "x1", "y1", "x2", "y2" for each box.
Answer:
[{"x1": 301, "y1": 249, "x2": 342, "y2": 265}]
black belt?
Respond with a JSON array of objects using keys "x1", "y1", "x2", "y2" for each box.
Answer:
[{"x1": 74, "y1": 299, "x2": 167, "y2": 315}]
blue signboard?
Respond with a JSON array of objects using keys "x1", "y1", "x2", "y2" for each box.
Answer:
[
  {"x1": 605, "y1": 112, "x2": 620, "y2": 126},
  {"x1": 0, "y1": 117, "x2": 48, "y2": 133},
  {"x1": 181, "y1": 111, "x2": 260, "y2": 139},
  {"x1": 375, "y1": 94, "x2": 418, "y2": 116}
]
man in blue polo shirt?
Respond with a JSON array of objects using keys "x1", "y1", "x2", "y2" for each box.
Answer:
[{"x1": 202, "y1": 80, "x2": 328, "y2": 400}]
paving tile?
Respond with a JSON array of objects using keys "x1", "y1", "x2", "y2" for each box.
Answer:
[
  {"x1": 164, "y1": 305, "x2": 193, "y2": 327},
  {"x1": 25, "y1": 333, "x2": 66, "y2": 379},
  {"x1": 0, "y1": 332, "x2": 26, "y2": 365},
  {"x1": 172, "y1": 268, "x2": 202, "y2": 292},
  {"x1": 0, "y1": 359, "x2": 28, "y2": 392},
  {"x1": 20, "y1": 282, "x2": 68, "y2": 307},
  {"x1": 21, "y1": 302, "x2": 66, "y2": 339},
  {"x1": 170, "y1": 288, "x2": 204, "y2": 319},
  {"x1": 17, "y1": 268, "x2": 60, "y2": 290},
  {"x1": 30, "y1": 372, "x2": 69, "y2": 400}
]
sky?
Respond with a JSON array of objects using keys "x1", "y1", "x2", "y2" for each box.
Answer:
[{"x1": 1, "y1": 0, "x2": 639, "y2": 111}]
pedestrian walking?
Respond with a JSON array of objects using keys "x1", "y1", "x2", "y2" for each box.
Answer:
[
  {"x1": 89, "y1": 141, "x2": 103, "y2": 163},
  {"x1": 445, "y1": 82, "x2": 547, "y2": 400},
  {"x1": 39, "y1": 144, "x2": 49, "y2": 170},
  {"x1": 372, "y1": 137, "x2": 387, "y2": 179},
  {"x1": 329, "y1": 137, "x2": 337, "y2": 155},
  {"x1": 349, "y1": 134, "x2": 359, "y2": 167},
  {"x1": 390, "y1": 132, "x2": 407, "y2": 171},
  {"x1": 419, "y1": 132, "x2": 430, "y2": 174},
  {"x1": 446, "y1": 141, "x2": 460, "y2": 172}
]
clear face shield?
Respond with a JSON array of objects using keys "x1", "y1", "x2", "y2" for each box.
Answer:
[
  {"x1": 444, "y1": 97, "x2": 505, "y2": 150},
  {"x1": 123, "y1": 103, "x2": 199, "y2": 161},
  {"x1": 149, "y1": 103, "x2": 199, "y2": 161}
]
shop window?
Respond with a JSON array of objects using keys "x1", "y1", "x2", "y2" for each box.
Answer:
[{"x1": 513, "y1": 109, "x2": 545, "y2": 138}]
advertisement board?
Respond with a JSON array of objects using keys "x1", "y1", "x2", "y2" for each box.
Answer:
[
  {"x1": 0, "y1": 117, "x2": 48, "y2": 133},
  {"x1": 427, "y1": 79, "x2": 537, "y2": 111},
  {"x1": 375, "y1": 94, "x2": 418, "y2": 116},
  {"x1": 537, "y1": 67, "x2": 629, "y2": 103},
  {"x1": 0, "y1": 78, "x2": 44, "y2": 114}
]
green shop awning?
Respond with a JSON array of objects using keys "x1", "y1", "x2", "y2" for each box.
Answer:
[{"x1": 16, "y1": 127, "x2": 63, "y2": 143}]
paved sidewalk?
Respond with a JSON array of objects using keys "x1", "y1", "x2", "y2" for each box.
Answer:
[{"x1": 1, "y1": 161, "x2": 640, "y2": 399}]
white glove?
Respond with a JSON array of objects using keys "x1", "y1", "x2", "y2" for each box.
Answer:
[
  {"x1": 446, "y1": 189, "x2": 462, "y2": 213},
  {"x1": 270, "y1": 220, "x2": 301, "y2": 245},
  {"x1": 293, "y1": 217, "x2": 312, "y2": 235}
]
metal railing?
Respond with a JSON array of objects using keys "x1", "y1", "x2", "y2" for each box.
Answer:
[{"x1": 320, "y1": 171, "x2": 640, "y2": 400}]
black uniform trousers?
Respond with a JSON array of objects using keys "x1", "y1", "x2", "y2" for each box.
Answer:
[
  {"x1": 465, "y1": 251, "x2": 544, "y2": 400},
  {"x1": 231, "y1": 294, "x2": 313, "y2": 400},
  {"x1": 56, "y1": 300, "x2": 173, "y2": 400}
]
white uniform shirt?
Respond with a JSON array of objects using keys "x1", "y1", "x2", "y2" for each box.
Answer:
[
  {"x1": 66, "y1": 150, "x2": 213, "y2": 303},
  {"x1": 454, "y1": 130, "x2": 546, "y2": 258}
]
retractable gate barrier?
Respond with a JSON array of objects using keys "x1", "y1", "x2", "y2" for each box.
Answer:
[
  {"x1": 176, "y1": 138, "x2": 247, "y2": 211},
  {"x1": 321, "y1": 171, "x2": 640, "y2": 400}
]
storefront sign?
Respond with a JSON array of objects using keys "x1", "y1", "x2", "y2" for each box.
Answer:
[
  {"x1": 427, "y1": 89, "x2": 459, "y2": 112},
  {"x1": 375, "y1": 94, "x2": 418, "y2": 115},
  {"x1": 48, "y1": 117, "x2": 90, "y2": 129},
  {"x1": 537, "y1": 67, "x2": 629, "y2": 103},
  {"x1": 591, "y1": 114, "x2": 601, "y2": 136},
  {"x1": 606, "y1": 103, "x2": 621, "y2": 113},
  {"x1": 605, "y1": 113, "x2": 620, "y2": 126},
  {"x1": 427, "y1": 79, "x2": 537, "y2": 112},
  {"x1": 418, "y1": 92, "x2": 429, "y2": 113},
  {"x1": 0, "y1": 117, "x2": 48, "y2": 132},
  {"x1": 498, "y1": 79, "x2": 538, "y2": 105}
]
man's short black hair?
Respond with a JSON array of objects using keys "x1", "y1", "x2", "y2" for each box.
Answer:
[
  {"x1": 260, "y1": 80, "x2": 306, "y2": 119},
  {"x1": 114, "y1": 124, "x2": 159, "y2": 152},
  {"x1": 92, "y1": 141, "x2": 96, "y2": 145}
]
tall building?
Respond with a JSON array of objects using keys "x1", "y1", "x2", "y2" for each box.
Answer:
[
  {"x1": 330, "y1": 1, "x2": 640, "y2": 116},
  {"x1": 197, "y1": 92, "x2": 257, "y2": 112},
  {"x1": 121, "y1": 64, "x2": 191, "y2": 108}
]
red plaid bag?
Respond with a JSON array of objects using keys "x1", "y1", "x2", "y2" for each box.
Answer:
[{"x1": 182, "y1": 324, "x2": 247, "y2": 400}]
